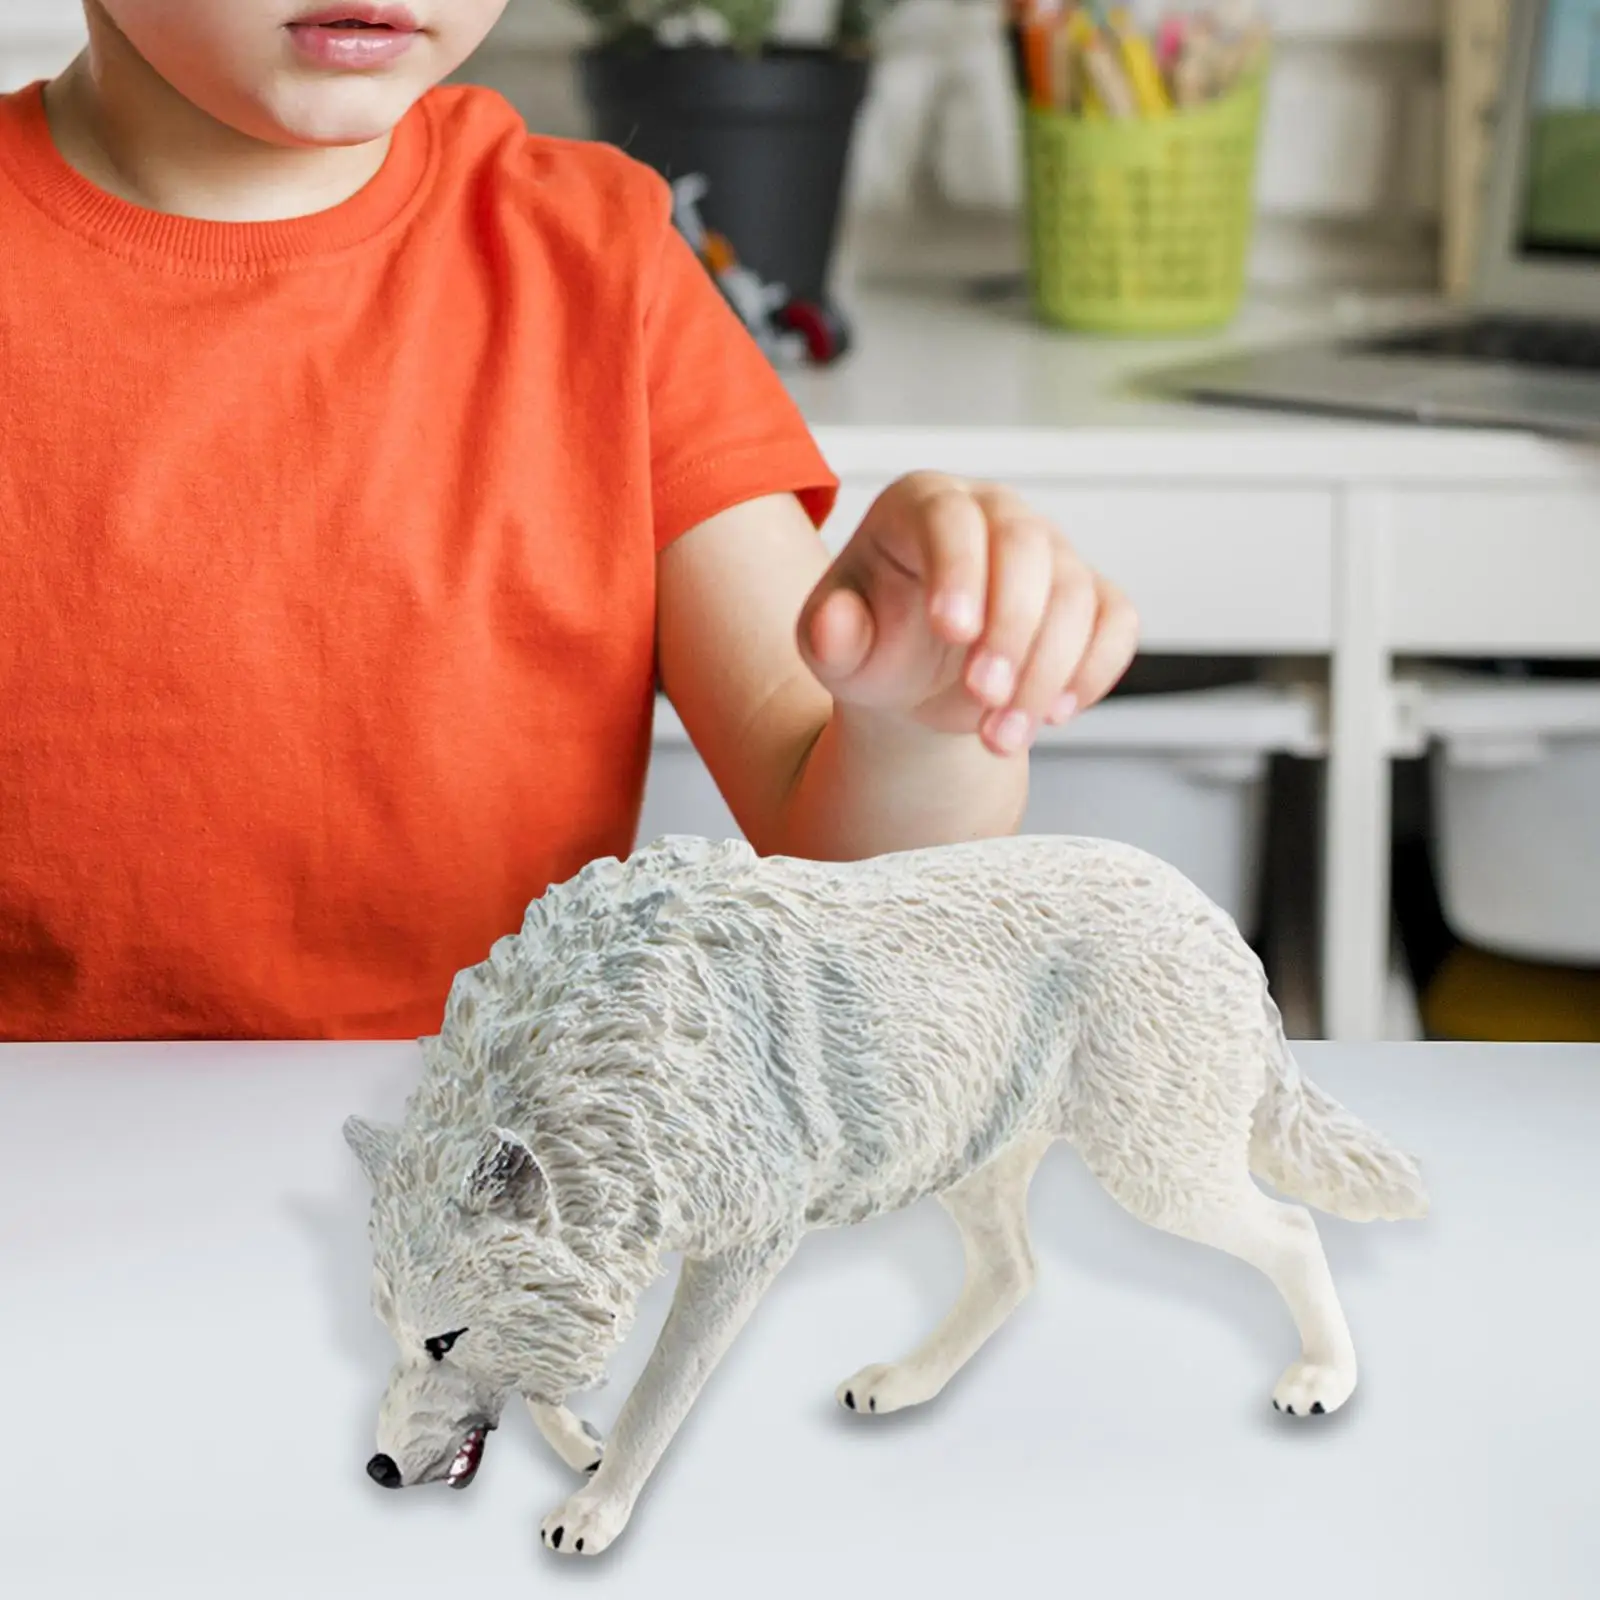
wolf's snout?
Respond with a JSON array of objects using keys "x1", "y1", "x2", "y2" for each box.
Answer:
[{"x1": 367, "y1": 1453, "x2": 403, "y2": 1489}]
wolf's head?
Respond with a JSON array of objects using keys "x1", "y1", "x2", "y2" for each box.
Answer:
[{"x1": 344, "y1": 1114, "x2": 626, "y2": 1491}]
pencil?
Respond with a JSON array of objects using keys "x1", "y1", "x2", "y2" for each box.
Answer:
[
  {"x1": 1078, "y1": 22, "x2": 1137, "y2": 117},
  {"x1": 1109, "y1": 6, "x2": 1172, "y2": 115},
  {"x1": 1023, "y1": 21, "x2": 1052, "y2": 108}
]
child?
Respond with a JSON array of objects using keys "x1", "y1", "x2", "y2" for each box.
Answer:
[{"x1": 0, "y1": 1, "x2": 1139, "y2": 1044}]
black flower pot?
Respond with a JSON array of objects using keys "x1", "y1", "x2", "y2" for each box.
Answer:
[{"x1": 579, "y1": 44, "x2": 870, "y2": 307}]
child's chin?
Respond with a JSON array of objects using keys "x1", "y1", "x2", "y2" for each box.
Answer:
[{"x1": 256, "y1": 80, "x2": 427, "y2": 151}]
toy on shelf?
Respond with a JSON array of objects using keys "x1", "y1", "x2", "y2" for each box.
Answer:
[
  {"x1": 669, "y1": 173, "x2": 851, "y2": 367},
  {"x1": 345, "y1": 832, "x2": 1429, "y2": 1559}
]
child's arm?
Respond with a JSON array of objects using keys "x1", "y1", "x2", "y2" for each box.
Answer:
[{"x1": 656, "y1": 472, "x2": 1138, "y2": 860}]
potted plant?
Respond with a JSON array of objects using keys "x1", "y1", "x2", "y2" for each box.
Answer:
[{"x1": 572, "y1": 1, "x2": 906, "y2": 311}]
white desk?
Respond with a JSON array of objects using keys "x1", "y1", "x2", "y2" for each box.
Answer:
[
  {"x1": 3, "y1": 1040, "x2": 1596, "y2": 1598},
  {"x1": 787, "y1": 287, "x2": 1600, "y2": 1040}
]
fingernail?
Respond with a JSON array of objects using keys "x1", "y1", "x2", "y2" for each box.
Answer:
[
  {"x1": 1047, "y1": 691, "x2": 1079, "y2": 724},
  {"x1": 992, "y1": 710, "x2": 1032, "y2": 753},
  {"x1": 933, "y1": 592, "x2": 981, "y2": 638},
  {"x1": 968, "y1": 653, "x2": 1014, "y2": 705}
]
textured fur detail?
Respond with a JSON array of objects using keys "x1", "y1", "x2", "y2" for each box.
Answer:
[
  {"x1": 347, "y1": 833, "x2": 1428, "y2": 1555},
  {"x1": 1251, "y1": 1003, "x2": 1428, "y2": 1224}
]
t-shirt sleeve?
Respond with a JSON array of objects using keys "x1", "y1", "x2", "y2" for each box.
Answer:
[{"x1": 641, "y1": 190, "x2": 840, "y2": 552}]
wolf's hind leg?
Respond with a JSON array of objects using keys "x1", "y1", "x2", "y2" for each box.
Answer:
[
  {"x1": 526, "y1": 1399, "x2": 604, "y2": 1474},
  {"x1": 837, "y1": 1131, "x2": 1053, "y2": 1417},
  {"x1": 1093, "y1": 1155, "x2": 1359, "y2": 1417},
  {"x1": 1199, "y1": 1187, "x2": 1359, "y2": 1417},
  {"x1": 1073, "y1": 1030, "x2": 1359, "y2": 1418}
]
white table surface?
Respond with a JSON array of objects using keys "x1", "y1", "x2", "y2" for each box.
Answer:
[
  {"x1": 2, "y1": 1041, "x2": 1596, "y2": 1598},
  {"x1": 789, "y1": 285, "x2": 1600, "y2": 484}
]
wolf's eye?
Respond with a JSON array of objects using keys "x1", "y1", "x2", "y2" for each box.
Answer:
[{"x1": 425, "y1": 1328, "x2": 467, "y2": 1361}]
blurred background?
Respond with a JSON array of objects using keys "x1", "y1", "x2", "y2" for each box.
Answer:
[
  {"x1": 435, "y1": 0, "x2": 1443, "y2": 298},
  {"x1": 5, "y1": 1, "x2": 1598, "y2": 1046},
  {"x1": 0, "y1": 2, "x2": 1491, "y2": 291}
]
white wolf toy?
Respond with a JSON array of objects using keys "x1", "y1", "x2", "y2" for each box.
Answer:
[{"x1": 344, "y1": 833, "x2": 1427, "y2": 1558}]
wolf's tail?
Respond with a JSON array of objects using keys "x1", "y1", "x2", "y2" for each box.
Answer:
[{"x1": 1248, "y1": 990, "x2": 1429, "y2": 1223}]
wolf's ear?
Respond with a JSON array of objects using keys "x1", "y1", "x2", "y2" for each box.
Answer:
[
  {"x1": 462, "y1": 1127, "x2": 555, "y2": 1228},
  {"x1": 343, "y1": 1116, "x2": 399, "y2": 1186}
]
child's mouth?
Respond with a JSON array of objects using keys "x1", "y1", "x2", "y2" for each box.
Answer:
[{"x1": 286, "y1": 8, "x2": 422, "y2": 66}]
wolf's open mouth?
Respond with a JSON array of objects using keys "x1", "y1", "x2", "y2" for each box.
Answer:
[{"x1": 446, "y1": 1425, "x2": 487, "y2": 1489}]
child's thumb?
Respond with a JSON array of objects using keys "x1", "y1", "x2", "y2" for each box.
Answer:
[{"x1": 797, "y1": 583, "x2": 876, "y2": 692}]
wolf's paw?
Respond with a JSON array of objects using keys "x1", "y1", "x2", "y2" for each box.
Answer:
[
  {"x1": 1272, "y1": 1360, "x2": 1356, "y2": 1418},
  {"x1": 836, "y1": 1361, "x2": 938, "y2": 1416},
  {"x1": 540, "y1": 1488, "x2": 631, "y2": 1558}
]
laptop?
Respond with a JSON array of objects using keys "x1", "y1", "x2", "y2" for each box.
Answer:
[{"x1": 1154, "y1": 0, "x2": 1600, "y2": 439}]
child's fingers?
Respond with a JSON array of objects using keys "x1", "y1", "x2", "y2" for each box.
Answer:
[
  {"x1": 963, "y1": 511, "x2": 1056, "y2": 713},
  {"x1": 905, "y1": 481, "x2": 988, "y2": 643},
  {"x1": 981, "y1": 559, "x2": 1100, "y2": 754},
  {"x1": 821, "y1": 472, "x2": 1134, "y2": 728},
  {"x1": 1067, "y1": 578, "x2": 1141, "y2": 711}
]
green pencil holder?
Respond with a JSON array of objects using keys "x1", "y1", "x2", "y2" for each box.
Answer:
[{"x1": 1024, "y1": 69, "x2": 1267, "y2": 334}]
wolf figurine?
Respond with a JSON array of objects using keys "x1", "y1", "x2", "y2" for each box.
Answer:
[{"x1": 344, "y1": 832, "x2": 1428, "y2": 1558}]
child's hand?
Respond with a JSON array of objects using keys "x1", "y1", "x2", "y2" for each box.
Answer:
[{"x1": 796, "y1": 473, "x2": 1139, "y2": 757}]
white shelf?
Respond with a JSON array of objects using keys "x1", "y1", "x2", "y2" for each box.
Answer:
[
  {"x1": 651, "y1": 681, "x2": 1326, "y2": 755},
  {"x1": 789, "y1": 286, "x2": 1600, "y2": 486},
  {"x1": 1406, "y1": 671, "x2": 1600, "y2": 750}
]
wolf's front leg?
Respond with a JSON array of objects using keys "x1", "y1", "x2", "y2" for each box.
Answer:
[
  {"x1": 525, "y1": 1399, "x2": 603, "y2": 1474},
  {"x1": 539, "y1": 1235, "x2": 797, "y2": 1557}
]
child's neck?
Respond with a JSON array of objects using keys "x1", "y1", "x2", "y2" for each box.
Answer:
[{"x1": 43, "y1": 27, "x2": 392, "y2": 223}]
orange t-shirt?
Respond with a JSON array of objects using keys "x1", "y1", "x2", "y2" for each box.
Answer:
[{"x1": 0, "y1": 82, "x2": 837, "y2": 1043}]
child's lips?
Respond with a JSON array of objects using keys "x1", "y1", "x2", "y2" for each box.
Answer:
[{"x1": 286, "y1": 6, "x2": 422, "y2": 67}]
